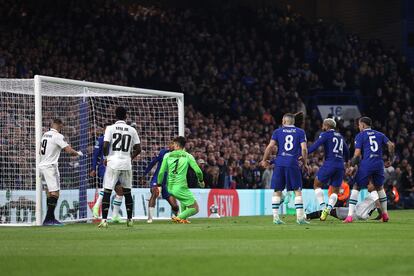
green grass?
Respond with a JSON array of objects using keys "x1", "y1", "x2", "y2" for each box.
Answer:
[{"x1": 1, "y1": 210, "x2": 414, "y2": 276}]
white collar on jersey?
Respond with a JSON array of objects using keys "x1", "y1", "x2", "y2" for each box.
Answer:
[
  {"x1": 283, "y1": 125, "x2": 295, "y2": 127},
  {"x1": 363, "y1": 128, "x2": 372, "y2": 131},
  {"x1": 50, "y1": 128, "x2": 59, "y2": 133},
  {"x1": 115, "y1": 120, "x2": 126, "y2": 124}
]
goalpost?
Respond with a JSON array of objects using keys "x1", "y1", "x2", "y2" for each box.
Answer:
[{"x1": 0, "y1": 75, "x2": 184, "y2": 226}]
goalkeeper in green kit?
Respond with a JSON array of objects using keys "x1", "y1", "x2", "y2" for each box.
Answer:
[{"x1": 157, "y1": 136, "x2": 204, "y2": 224}]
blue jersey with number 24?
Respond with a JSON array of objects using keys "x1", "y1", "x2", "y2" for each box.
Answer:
[{"x1": 271, "y1": 125, "x2": 307, "y2": 168}]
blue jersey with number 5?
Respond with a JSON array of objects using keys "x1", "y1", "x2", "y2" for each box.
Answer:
[
  {"x1": 271, "y1": 125, "x2": 307, "y2": 167},
  {"x1": 355, "y1": 129, "x2": 389, "y2": 168},
  {"x1": 308, "y1": 130, "x2": 349, "y2": 169}
]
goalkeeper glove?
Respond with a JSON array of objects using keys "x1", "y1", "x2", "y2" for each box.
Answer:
[
  {"x1": 77, "y1": 151, "x2": 84, "y2": 157},
  {"x1": 199, "y1": 181, "x2": 205, "y2": 188}
]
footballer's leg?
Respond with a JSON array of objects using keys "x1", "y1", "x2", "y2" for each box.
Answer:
[
  {"x1": 287, "y1": 167, "x2": 308, "y2": 225},
  {"x1": 99, "y1": 167, "x2": 118, "y2": 228},
  {"x1": 161, "y1": 183, "x2": 179, "y2": 218},
  {"x1": 372, "y1": 171, "x2": 389, "y2": 222},
  {"x1": 376, "y1": 185, "x2": 389, "y2": 222},
  {"x1": 111, "y1": 184, "x2": 123, "y2": 223},
  {"x1": 120, "y1": 170, "x2": 134, "y2": 227},
  {"x1": 92, "y1": 166, "x2": 106, "y2": 218},
  {"x1": 176, "y1": 188, "x2": 198, "y2": 223},
  {"x1": 314, "y1": 166, "x2": 328, "y2": 210},
  {"x1": 92, "y1": 190, "x2": 104, "y2": 219},
  {"x1": 344, "y1": 185, "x2": 360, "y2": 223},
  {"x1": 271, "y1": 166, "x2": 285, "y2": 224},
  {"x1": 344, "y1": 170, "x2": 367, "y2": 223},
  {"x1": 321, "y1": 169, "x2": 342, "y2": 221},
  {"x1": 294, "y1": 190, "x2": 309, "y2": 224},
  {"x1": 147, "y1": 184, "x2": 159, "y2": 224},
  {"x1": 166, "y1": 196, "x2": 180, "y2": 218},
  {"x1": 43, "y1": 165, "x2": 62, "y2": 226}
]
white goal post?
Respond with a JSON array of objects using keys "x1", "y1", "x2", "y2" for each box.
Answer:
[{"x1": 0, "y1": 75, "x2": 184, "y2": 226}]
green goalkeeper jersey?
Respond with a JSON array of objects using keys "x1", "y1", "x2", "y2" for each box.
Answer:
[{"x1": 157, "y1": 149, "x2": 203, "y2": 188}]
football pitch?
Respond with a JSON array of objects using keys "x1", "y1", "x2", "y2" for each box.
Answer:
[{"x1": 1, "y1": 210, "x2": 414, "y2": 276}]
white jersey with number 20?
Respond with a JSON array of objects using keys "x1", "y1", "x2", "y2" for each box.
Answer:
[{"x1": 104, "y1": 120, "x2": 140, "y2": 170}]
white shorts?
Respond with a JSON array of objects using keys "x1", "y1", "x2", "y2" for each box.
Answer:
[
  {"x1": 40, "y1": 164, "x2": 60, "y2": 192},
  {"x1": 103, "y1": 166, "x2": 132, "y2": 190}
]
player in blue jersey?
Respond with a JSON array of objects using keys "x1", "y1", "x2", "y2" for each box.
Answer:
[
  {"x1": 261, "y1": 113, "x2": 310, "y2": 225},
  {"x1": 308, "y1": 118, "x2": 350, "y2": 221},
  {"x1": 344, "y1": 117, "x2": 395, "y2": 223},
  {"x1": 90, "y1": 124, "x2": 124, "y2": 223},
  {"x1": 144, "y1": 145, "x2": 179, "y2": 223}
]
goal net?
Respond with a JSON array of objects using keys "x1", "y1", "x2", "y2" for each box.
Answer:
[{"x1": 0, "y1": 76, "x2": 184, "y2": 226}]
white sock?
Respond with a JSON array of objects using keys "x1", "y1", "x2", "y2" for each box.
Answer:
[
  {"x1": 377, "y1": 189, "x2": 388, "y2": 214},
  {"x1": 295, "y1": 196, "x2": 304, "y2": 220},
  {"x1": 370, "y1": 191, "x2": 379, "y2": 201},
  {"x1": 93, "y1": 190, "x2": 104, "y2": 209},
  {"x1": 347, "y1": 189, "x2": 359, "y2": 217},
  {"x1": 112, "y1": 195, "x2": 123, "y2": 217},
  {"x1": 148, "y1": 207, "x2": 155, "y2": 220},
  {"x1": 272, "y1": 193, "x2": 281, "y2": 220},
  {"x1": 327, "y1": 193, "x2": 338, "y2": 211},
  {"x1": 314, "y1": 188, "x2": 325, "y2": 209}
]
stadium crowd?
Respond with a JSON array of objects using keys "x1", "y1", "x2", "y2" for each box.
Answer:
[{"x1": 0, "y1": 0, "x2": 413, "y2": 207}]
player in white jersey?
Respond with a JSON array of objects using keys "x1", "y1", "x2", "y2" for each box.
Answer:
[
  {"x1": 98, "y1": 107, "x2": 141, "y2": 228},
  {"x1": 305, "y1": 191, "x2": 378, "y2": 221},
  {"x1": 39, "y1": 119, "x2": 83, "y2": 226}
]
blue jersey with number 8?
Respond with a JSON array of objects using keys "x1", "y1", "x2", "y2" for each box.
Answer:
[
  {"x1": 355, "y1": 129, "x2": 389, "y2": 168},
  {"x1": 271, "y1": 125, "x2": 307, "y2": 167}
]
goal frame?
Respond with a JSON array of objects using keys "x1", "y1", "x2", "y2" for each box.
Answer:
[{"x1": 33, "y1": 75, "x2": 184, "y2": 226}]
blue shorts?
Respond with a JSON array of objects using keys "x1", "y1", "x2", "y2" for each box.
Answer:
[
  {"x1": 150, "y1": 176, "x2": 170, "y2": 199},
  {"x1": 97, "y1": 165, "x2": 106, "y2": 181},
  {"x1": 355, "y1": 166, "x2": 384, "y2": 187},
  {"x1": 316, "y1": 165, "x2": 344, "y2": 187},
  {"x1": 271, "y1": 166, "x2": 302, "y2": 191}
]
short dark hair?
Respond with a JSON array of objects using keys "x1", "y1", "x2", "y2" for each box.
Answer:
[
  {"x1": 359, "y1": 116, "x2": 372, "y2": 126},
  {"x1": 53, "y1": 118, "x2": 63, "y2": 125},
  {"x1": 115, "y1": 107, "x2": 127, "y2": 120},
  {"x1": 173, "y1": 136, "x2": 186, "y2": 148}
]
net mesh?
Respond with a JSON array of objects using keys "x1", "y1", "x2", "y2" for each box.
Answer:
[{"x1": 0, "y1": 78, "x2": 180, "y2": 224}]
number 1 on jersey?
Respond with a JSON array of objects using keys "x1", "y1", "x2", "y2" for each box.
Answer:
[{"x1": 172, "y1": 159, "x2": 179, "y2": 174}]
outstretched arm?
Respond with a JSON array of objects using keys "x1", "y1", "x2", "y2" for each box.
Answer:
[
  {"x1": 189, "y1": 155, "x2": 204, "y2": 183},
  {"x1": 308, "y1": 134, "x2": 326, "y2": 155}
]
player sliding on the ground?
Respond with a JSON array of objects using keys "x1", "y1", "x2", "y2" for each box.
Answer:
[
  {"x1": 261, "y1": 113, "x2": 310, "y2": 225},
  {"x1": 144, "y1": 143, "x2": 179, "y2": 223},
  {"x1": 39, "y1": 119, "x2": 83, "y2": 226},
  {"x1": 306, "y1": 189, "x2": 380, "y2": 221},
  {"x1": 308, "y1": 118, "x2": 349, "y2": 221},
  {"x1": 157, "y1": 136, "x2": 204, "y2": 224},
  {"x1": 98, "y1": 107, "x2": 141, "y2": 228},
  {"x1": 90, "y1": 123, "x2": 123, "y2": 223},
  {"x1": 344, "y1": 117, "x2": 395, "y2": 223}
]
